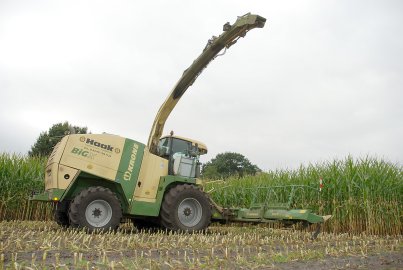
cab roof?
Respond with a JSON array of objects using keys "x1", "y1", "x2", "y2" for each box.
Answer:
[{"x1": 160, "y1": 135, "x2": 208, "y2": 154}]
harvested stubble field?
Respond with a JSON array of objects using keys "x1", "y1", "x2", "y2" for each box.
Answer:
[{"x1": 0, "y1": 221, "x2": 401, "y2": 269}]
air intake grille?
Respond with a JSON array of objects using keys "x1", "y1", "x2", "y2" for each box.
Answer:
[{"x1": 47, "y1": 142, "x2": 60, "y2": 166}]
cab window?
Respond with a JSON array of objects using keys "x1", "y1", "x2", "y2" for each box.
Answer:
[
  {"x1": 157, "y1": 138, "x2": 170, "y2": 157},
  {"x1": 171, "y1": 138, "x2": 191, "y2": 155},
  {"x1": 157, "y1": 137, "x2": 192, "y2": 157}
]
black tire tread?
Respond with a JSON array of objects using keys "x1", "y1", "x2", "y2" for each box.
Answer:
[
  {"x1": 160, "y1": 184, "x2": 211, "y2": 232},
  {"x1": 68, "y1": 186, "x2": 122, "y2": 232}
]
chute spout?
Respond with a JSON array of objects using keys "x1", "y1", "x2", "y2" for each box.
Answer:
[{"x1": 147, "y1": 13, "x2": 266, "y2": 154}]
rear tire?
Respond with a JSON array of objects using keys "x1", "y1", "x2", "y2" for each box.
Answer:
[
  {"x1": 68, "y1": 186, "x2": 122, "y2": 232},
  {"x1": 160, "y1": 184, "x2": 211, "y2": 232}
]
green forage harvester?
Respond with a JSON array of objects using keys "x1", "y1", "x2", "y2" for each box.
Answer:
[{"x1": 31, "y1": 13, "x2": 330, "y2": 237}]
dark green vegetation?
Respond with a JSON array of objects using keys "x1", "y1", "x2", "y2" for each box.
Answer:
[
  {"x1": 0, "y1": 154, "x2": 51, "y2": 221},
  {"x1": 0, "y1": 154, "x2": 401, "y2": 235},
  {"x1": 29, "y1": 122, "x2": 87, "y2": 157},
  {"x1": 0, "y1": 221, "x2": 401, "y2": 269},
  {"x1": 202, "y1": 152, "x2": 261, "y2": 179}
]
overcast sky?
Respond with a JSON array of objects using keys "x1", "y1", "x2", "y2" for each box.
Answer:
[{"x1": 1, "y1": 0, "x2": 402, "y2": 170}]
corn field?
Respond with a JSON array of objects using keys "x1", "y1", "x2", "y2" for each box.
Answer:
[
  {"x1": 0, "y1": 153, "x2": 401, "y2": 235},
  {"x1": 205, "y1": 156, "x2": 402, "y2": 235},
  {"x1": 0, "y1": 154, "x2": 52, "y2": 221}
]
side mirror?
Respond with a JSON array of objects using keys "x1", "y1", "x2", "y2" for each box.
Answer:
[{"x1": 188, "y1": 150, "x2": 198, "y2": 157}]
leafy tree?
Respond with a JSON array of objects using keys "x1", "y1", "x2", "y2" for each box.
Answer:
[
  {"x1": 202, "y1": 152, "x2": 261, "y2": 179},
  {"x1": 29, "y1": 122, "x2": 88, "y2": 157}
]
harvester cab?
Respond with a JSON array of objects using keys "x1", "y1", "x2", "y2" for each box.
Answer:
[
  {"x1": 31, "y1": 13, "x2": 330, "y2": 235},
  {"x1": 157, "y1": 134, "x2": 207, "y2": 178}
]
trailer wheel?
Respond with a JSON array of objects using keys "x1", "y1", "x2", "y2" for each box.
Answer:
[
  {"x1": 160, "y1": 184, "x2": 211, "y2": 232},
  {"x1": 68, "y1": 186, "x2": 122, "y2": 232}
]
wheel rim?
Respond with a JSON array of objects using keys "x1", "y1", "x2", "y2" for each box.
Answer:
[
  {"x1": 85, "y1": 199, "x2": 112, "y2": 227},
  {"x1": 178, "y1": 198, "x2": 202, "y2": 227}
]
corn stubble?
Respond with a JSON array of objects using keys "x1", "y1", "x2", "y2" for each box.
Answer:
[{"x1": 0, "y1": 221, "x2": 401, "y2": 269}]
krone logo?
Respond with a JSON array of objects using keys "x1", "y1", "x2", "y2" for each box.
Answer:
[{"x1": 124, "y1": 144, "x2": 139, "y2": 181}]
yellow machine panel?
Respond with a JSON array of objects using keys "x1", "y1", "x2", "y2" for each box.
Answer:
[
  {"x1": 45, "y1": 136, "x2": 69, "y2": 190},
  {"x1": 60, "y1": 134, "x2": 126, "y2": 181},
  {"x1": 45, "y1": 162, "x2": 59, "y2": 190},
  {"x1": 57, "y1": 165, "x2": 79, "y2": 190},
  {"x1": 134, "y1": 148, "x2": 168, "y2": 202}
]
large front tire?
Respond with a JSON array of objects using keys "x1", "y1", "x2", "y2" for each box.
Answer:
[
  {"x1": 160, "y1": 184, "x2": 211, "y2": 232},
  {"x1": 68, "y1": 186, "x2": 122, "y2": 232}
]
